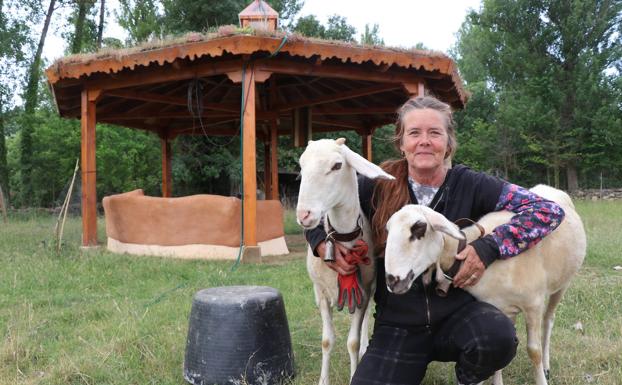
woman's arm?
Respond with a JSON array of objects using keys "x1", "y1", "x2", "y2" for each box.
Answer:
[{"x1": 471, "y1": 183, "x2": 565, "y2": 266}]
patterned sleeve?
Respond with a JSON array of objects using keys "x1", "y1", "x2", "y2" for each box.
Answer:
[{"x1": 490, "y1": 183, "x2": 565, "y2": 258}]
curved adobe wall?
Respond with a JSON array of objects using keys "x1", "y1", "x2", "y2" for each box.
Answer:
[{"x1": 102, "y1": 190, "x2": 288, "y2": 259}]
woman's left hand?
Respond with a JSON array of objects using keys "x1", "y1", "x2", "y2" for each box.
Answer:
[{"x1": 453, "y1": 245, "x2": 485, "y2": 288}]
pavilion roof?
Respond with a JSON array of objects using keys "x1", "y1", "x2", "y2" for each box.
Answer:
[{"x1": 46, "y1": 29, "x2": 468, "y2": 138}]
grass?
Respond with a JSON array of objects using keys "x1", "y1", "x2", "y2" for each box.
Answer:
[{"x1": 1, "y1": 201, "x2": 621, "y2": 385}]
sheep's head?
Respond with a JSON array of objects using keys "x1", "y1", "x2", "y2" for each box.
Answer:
[
  {"x1": 296, "y1": 138, "x2": 394, "y2": 229},
  {"x1": 384, "y1": 205, "x2": 464, "y2": 294}
]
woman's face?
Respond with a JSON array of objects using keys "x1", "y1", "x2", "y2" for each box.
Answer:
[{"x1": 399, "y1": 108, "x2": 450, "y2": 175}]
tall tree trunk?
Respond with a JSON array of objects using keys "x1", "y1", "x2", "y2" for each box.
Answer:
[
  {"x1": 24, "y1": 0, "x2": 55, "y2": 113},
  {"x1": 21, "y1": 0, "x2": 56, "y2": 206},
  {"x1": 71, "y1": 0, "x2": 90, "y2": 54},
  {"x1": 0, "y1": 103, "x2": 8, "y2": 198},
  {"x1": 97, "y1": 0, "x2": 105, "y2": 48},
  {"x1": 566, "y1": 164, "x2": 578, "y2": 192}
]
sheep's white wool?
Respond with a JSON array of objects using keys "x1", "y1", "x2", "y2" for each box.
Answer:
[
  {"x1": 296, "y1": 138, "x2": 393, "y2": 385},
  {"x1": 384, "y1": 185, "x2": 586, "y2": 385}
]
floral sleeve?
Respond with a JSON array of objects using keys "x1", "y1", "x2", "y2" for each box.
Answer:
[{"x1": 491, "y1": 184, "x2": 565, "y2": 258}]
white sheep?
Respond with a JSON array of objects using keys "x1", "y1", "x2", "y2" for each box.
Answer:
[
  {"x1": 296, "y1": 138, "x2": 394, "y2": 385},
  {"x1": 383, "y1": 184, "x2": 586, "y2": 385}
]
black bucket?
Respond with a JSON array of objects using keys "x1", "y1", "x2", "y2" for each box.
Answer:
[{"x1": 183, "y1": 286, "x2": 295, "y2": 385}]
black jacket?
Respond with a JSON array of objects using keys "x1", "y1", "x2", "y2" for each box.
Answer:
[{"x1": 305, "y1": 164, "x2": 506, "y2": 328}]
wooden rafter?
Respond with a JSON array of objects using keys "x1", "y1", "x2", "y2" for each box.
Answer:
[
  {"x1": 276, "y1": 83, "x2": 402, "y2": 111},
  {"x1": 105, "y1": 89, "x2": 240, "y2": 113}
]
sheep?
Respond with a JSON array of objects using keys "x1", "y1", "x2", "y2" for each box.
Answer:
[
  {"x1": 383, "y1": 184, "x2": 586, "y2": 385},
  {"x1": 296, "y1": 138, "x2": 394, "y2": 385}
]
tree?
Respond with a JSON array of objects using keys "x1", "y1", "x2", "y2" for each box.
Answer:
[
  {"x1": 0, "y1": 0, "x2": 33, "y2": 197},
  {"x1": 293, "y1": 14, "x2": 325, "y2": 38},
  {"x1": 97, "y1": 0, "x2": 105, "y2": 48},
  {"x1": 454, "y1": 0, "x2": 622, "y2": 189},
  {"x1": 65, "y1": 0, "x2": 98, "y2": 54},
  {"x1": 159, "y1": 0, "x2": 303, "y2": 35},
  {"x1": 360, "y1": 23, "x2": 384, "y2": 46},
  {"x1": 117, "y1": 0, "x2": 161, "y2": 44},
  {"x1": 324, "y1": 14, "x2": 356, "y2": 42}
]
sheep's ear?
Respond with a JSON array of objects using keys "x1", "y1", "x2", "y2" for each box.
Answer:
[
  {"x1": 335, "y1": 137, "x2": 346, "y2": 145},
  {"x1": 421, "y1": 209, "x2": 464, "y2": 240},
  {"x1": 339, "y1": 144, "x2": 395, "y2": 180}
]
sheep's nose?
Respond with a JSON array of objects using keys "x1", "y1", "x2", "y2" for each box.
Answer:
[
  {"x1": 386, "y1": 270, "x2": 415, "y2": 294},
  {"x1": 296, "y1": 209, "x2": 311, "y2": 225},
  {"x1": 386, "y1": 274, "x2": 398, "y2": 291}
]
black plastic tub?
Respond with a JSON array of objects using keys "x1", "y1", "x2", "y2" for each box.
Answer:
[{"x1": 184, "y1": 286, "x2": 295, "y2": 385}]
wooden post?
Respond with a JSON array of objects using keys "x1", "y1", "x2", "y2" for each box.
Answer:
[
  {"x1": 269, "y1": 120, "x2": 279, "y2": 201},
  {"x1": 242, "y1": 63, "x2": 257, "y2": 246},
  {"x1": 263, "y1": 139, "x2": 271, "y2": 199},
  {"x1": 268, "y1": 76, "x2": 280, "y2": 201},
  {"x1": 81, "y1": 89, "x2": 99, "y2": 246},
  {"x1": 161, "y1": 136, "x2": 172, "y2": 197},
  {"x1": 361, "y1": 131, "x2": 373, "y2": 161}
]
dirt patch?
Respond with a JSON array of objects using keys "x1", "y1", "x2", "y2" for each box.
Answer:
[{"x1": 260, "y1": 234, "x2": 308, "y2": 265}]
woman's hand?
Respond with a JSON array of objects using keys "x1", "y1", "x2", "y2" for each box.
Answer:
[
  {"x1": 316, "y1": 241, "x2": 356, "y2": 275},
  {"x1": 453, "y1": 245, "x2": 485, "y2": 288}
]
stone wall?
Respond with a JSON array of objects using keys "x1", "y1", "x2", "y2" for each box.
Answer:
[{"x1": 571, "y1": 189, "x2": 622, "y2": 201}]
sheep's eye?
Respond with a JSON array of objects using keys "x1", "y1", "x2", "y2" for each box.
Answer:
[
  {"x1": 409, "y1": 221, "x2": 427, "y2": 241},
  {"x1": 331, "y1": 162, "x2": 342, "y2": 171}
]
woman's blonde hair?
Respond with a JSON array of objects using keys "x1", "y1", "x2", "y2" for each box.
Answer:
[{"x1": 371, "y1": 96, "x2": 457, "y2": 251}]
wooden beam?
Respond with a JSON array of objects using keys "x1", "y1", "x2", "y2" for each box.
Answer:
[
  {"x1": 263, "y1": 141, "x2": 271, "y2": 200},
  {"x1": 312, "y1": 119, "x2": 361, "y2": 131},
  {"x1": 256, "y1": 58, "x2": 426, "y2": 86},
  {"x1": 276, "y1": 83, "x2": 401, "y2": 111},
  {"x1": 81, "y1": 89, "x2": 98, "y2": 246},
  {"x1": 292, "y1": 107, "x2": 312, "y2": 147},
  {"x1": 361, "y1": 132, "x2": 373, "y2": 161},
  {"x1": 86, "y1": 59, "x2": 243, "y2": 91},
  {"x1": 105, "y1": 89, "x2": 239, "y2": 113},
  {"x1": 313, "y1": 106, "x2": 397, "y2": 115},
  {"x1": 268, "y1": 75, "x2": 280, "y2": 201},
  {"x1": 161, "y1": 137, "x2": 172, "y2": 197},
  {"x1": 99, "y1": 110, "x2": 278, "y2": 121},
  {"x1": 269, "y1": 120, "x2": 279, "y2": 200},
  {"x1": 242, "y1": 64, "x2": 257, "y2": 246}
]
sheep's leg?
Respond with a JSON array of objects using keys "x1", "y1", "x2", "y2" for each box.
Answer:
[
  {"x1": 524, "y1": 305, "x2": 548, "y2": 385},
  {"x1": 318, "y1": 294, "x2": 335, "y2": 385},
  {"x1": 358, "y1": 301, "x2": 372, "y2": 359},
  {"x1": 542, "y1": 289, "x2": 566, "y2": 380},
  {"x1": 347, "y1": 298, "x2": 369, "y2": 379}
]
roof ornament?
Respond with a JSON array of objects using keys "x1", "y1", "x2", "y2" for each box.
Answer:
[{"x1": 239, "y1": 0, "x2": 279, "y2": 32}]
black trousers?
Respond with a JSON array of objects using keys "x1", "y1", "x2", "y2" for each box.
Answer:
[{"x1": 351, "y1": 301, "x2": 518, "y2": 385}]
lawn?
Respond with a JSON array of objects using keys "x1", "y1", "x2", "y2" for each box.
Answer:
[{"x1": 1, "y1": 201, "x2": 621, "y2": 385}]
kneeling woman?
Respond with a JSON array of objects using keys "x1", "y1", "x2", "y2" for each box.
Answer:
[{"x1": 304, "y1": 96, "x2": 564, "y2": 385}]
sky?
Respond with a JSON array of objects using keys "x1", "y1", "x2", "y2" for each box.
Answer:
[
  {"x1": 43, "y1": 0, "x2": 483, "y2": 63},
  {"x1": 298, "y1": 0, "x2": 482, "y2": 52}
]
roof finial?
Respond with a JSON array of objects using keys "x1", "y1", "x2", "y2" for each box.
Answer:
[{"x1": 239, "y1": 0, "x2": 279, "y2": 31}]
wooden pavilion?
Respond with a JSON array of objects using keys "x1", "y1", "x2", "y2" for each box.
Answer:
[{"x1": 45, "y1": 5, "x2": 467, "y2": 255}]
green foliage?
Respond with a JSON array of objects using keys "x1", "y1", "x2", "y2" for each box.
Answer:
[
  {"x1": 293, "y1": 14, "x2": 325, "y2": 38},
  {"x1": 324, "y1": 14, "x2": 356, "y2": 42},
  {"x1": 360, "y1": 23, "x2": 384, "y2": 46},
  {"x1": 62, "y1": 0, "x2": 98, "y2": 54},
  {"x1": 454, "y1": 0, "x2": 622, "y2": 188},
  {"x1": 158, "y1": 0, "x2": 303, "y2": 36},
  {"x1": 116, "y1": 0, "x2": 162, "y2": 44}
]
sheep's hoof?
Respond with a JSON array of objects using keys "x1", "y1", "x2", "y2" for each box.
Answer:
[{"x1": 545, "y1": 369, "x2": 550, "y2": 380}]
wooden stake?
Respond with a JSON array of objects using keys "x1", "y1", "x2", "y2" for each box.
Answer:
[
  {"x1": 0, "y1": 184, "x2": 7, "y2": 224},
  {"x1": 55, "y1": 158, "x2": 79, "y2": 253}
]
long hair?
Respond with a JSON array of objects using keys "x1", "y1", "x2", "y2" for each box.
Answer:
[{"x1": 371, "y1": 96, "x2": 457, "y2": 252}]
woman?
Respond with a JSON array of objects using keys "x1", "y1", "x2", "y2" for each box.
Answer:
[{"x1": 304, "y1": 96, "x2": 564, "y2": 385}]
